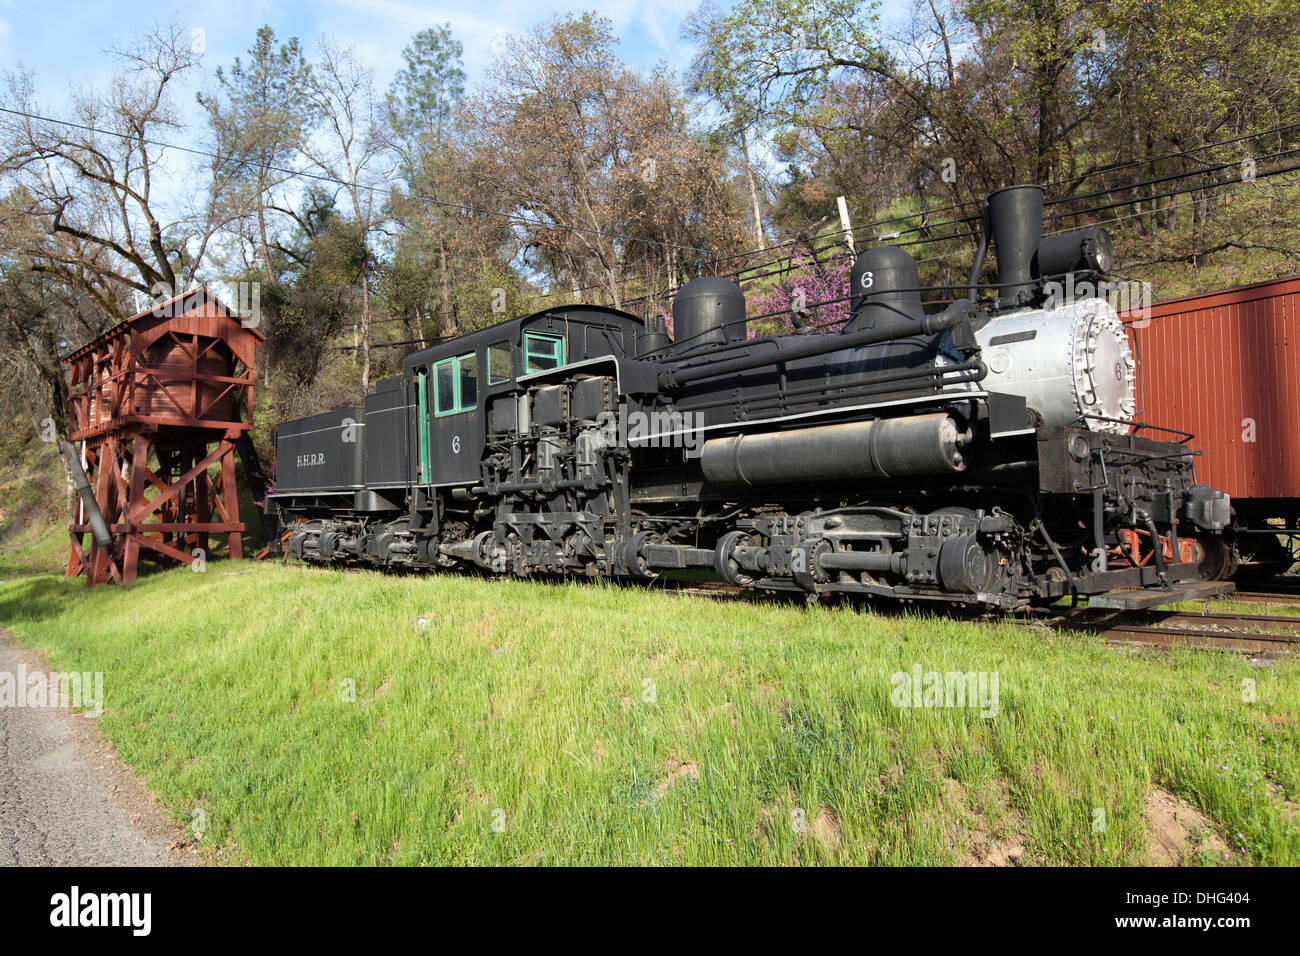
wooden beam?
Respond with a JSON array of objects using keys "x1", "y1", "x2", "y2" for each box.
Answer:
[{"x1": 128, "y1": 441, "x2": 228, "y2": 522}]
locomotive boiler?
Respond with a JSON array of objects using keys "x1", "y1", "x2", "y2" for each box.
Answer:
[{"x1": 269, "y1": 184, "x2": 1232, "y2": 609}]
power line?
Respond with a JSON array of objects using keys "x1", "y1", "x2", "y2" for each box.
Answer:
[
  {"x1": 1043, "y1": 119, "x2": 1300, "y2": 199},
  {"x1": 8, "y1": 102, "x2": 1297, "y2": 341},
  {"x1": 1045, "y1": 158, "x2": 1300, "y2": 225},
  {"x1": 641, "y1": 159, "x2": 1300, "y2": 358},
  {"x1": 698, "y1": 121, "x2": 1300, "y2": 288},
  {"x1": 1045, "y1": 144, "x2": 1300, "y2": 216},
  {"x1": 654, "y1": 136, "x2": 1300, "y2": 304}
]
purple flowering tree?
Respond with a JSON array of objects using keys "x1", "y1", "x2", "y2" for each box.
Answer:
[
  {"x1": 748, "y1": 254, "x2": 852, "y2": 333},
  {"x1": 251, "y1": 460, "x2": 277, "y2": 510}
]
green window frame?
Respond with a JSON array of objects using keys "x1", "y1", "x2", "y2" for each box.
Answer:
[
  {"x1": 416, "y1": 369, "x2": 431, "y2": 483},
  {"x1": 524, "y1": 332, "x2": 565, "y2": 373},
  {"x1": 433, "y1": 351, "x2": 479, "y2": 416},
  {"x1": 488, "y1": 341, "x2": 513, "y2": 384}
]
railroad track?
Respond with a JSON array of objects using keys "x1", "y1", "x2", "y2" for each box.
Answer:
[
  {"x1": 1051, "y1": 608, "x2": 1300, "y2": 656},
  {"x1": 1231, "y1": 590, "x2": 1300, "y2": 608},
  {"x1": 659, "y1": 577, "x2": 1300, "y2": 656}
]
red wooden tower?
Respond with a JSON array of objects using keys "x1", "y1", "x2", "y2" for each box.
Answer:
[{"x1": 62, "y1": 289, "x2": 263, "y2": 585}]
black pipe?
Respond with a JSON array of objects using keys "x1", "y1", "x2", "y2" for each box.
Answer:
[
  {"x1": 986, "y1": 185, "x2": 1043, "y2": 308},
  {"x1": 675, "y1": 361, "x2": 986, "y2": 414},
  {"x1": 819, "y1": 550, "x2": 906, "y2": 574},
  {"x1": 470, "y1": 477, "x2": 600, "y2": 496},
  {"x1": 659, "y1": 299, "x2": 975, "y2": 389},
  {"x1": 966, "y1": 198, "x2": 989, "y2": 305}
]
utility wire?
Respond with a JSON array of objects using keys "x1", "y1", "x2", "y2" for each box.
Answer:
[{"x1": 7, "y1": 103, "x2": 1295, "y2": 344}]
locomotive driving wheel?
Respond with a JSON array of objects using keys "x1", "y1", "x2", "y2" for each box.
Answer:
[{"x1": 715, "y1": 530, "x2": 756, "y2": 587}]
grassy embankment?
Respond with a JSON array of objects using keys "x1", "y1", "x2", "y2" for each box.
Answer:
[
  {"x1": 0, "y1": 434, "x2": 67, "y2": 578},
  {"x1": 0, "y1": 561, "x2": 1296, "y2": 866}
]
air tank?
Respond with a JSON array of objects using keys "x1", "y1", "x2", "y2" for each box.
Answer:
[
  {"x1": 672, "y1": 277, "x2": 746, "y2": 350},
  {"x1": 700, "y1": 413, "x2": 969, "y2": 485}
]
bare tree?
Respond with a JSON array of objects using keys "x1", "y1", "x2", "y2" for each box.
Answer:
[
  {"x1": 0, "y1": 19, "x2": 229, "y2": 320},
  {"x1": 461, "y1": 14, "x2": 743, "y2": 311},
  {"x1": 299, "y1": 39, "x2": 392, "y2": 388}
]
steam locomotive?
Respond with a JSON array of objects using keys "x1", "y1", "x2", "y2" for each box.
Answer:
[{"x1": 269, "y1": 184, "x2": 1232, "y2": 609}]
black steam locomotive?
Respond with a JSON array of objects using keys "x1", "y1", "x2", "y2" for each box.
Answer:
[{"x1": 270, "y1": 185, "x2": 1231, "y2": 609}]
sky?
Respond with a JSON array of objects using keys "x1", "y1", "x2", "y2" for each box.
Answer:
[
  {"x1": 1, "y1": 0, "x2": 911, "y2": 103},
  {"x1": 3, "y1": 0, "x2": 720, "y2": 99}
]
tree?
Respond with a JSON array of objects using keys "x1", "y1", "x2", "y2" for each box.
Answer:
[
  {"x1": 199, "y1": 26, "x2": 312, "y2": 283},
  {"x1": 385, "y1": 25, "x2": 465, "y2": 176},
  {"x1": 0, "y1": 19, "x2": 225, "y2": 318},
  {"x1": 385, "y1": 26, "x2": 468, "y2": 339},
  {"x1": 1075, "y1": 0, "x2": 1300, "y2": 250},
  {"x1": 460, "y1": 14, "x2": 743, "y2": 313},
  {"x1": 251, "y1": 188, "x2": 365, "y2": 398},
  {"x1": 299, "y1": 39, "x2": 392, "y2": 389}
]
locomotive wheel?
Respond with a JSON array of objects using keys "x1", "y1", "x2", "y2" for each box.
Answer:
[
  {"x1": 624, "y1": 530, "x2": 659, "y2": 580},
  {"x1": 715, "y1": 531, "x2": 756, "y2": 587},
  {"x1": 1193, "y1": 535, "x2": 1234, "y2": 581}
]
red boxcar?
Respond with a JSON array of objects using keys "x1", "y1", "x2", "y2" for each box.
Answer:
[{"x1": 1122, "y1": 275, "x2": 1300, "y2": 576}]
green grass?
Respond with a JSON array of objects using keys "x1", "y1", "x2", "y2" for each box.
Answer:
[
  {"x1": 0, "y1": 519, "x2": 67, "y2": 579},
  {"x1": 1, "y1": 563, "x2": 1297, "y2": 866},
  {"x1": 0, "y1": 434, "x2": 66, "y2": 578}
]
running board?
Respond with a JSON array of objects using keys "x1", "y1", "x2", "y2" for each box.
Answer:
[{"x1": 1088, "y1": 580, "x2": 1236, "y2": 610}]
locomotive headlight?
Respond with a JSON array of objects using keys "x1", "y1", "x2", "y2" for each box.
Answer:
[{"x1": 1037, "y1": 225, "x2": 1114, "y2": 278}]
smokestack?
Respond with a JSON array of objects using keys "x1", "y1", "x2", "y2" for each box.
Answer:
[{"x1": 986, "y1": 184, "x2": 1044, "y2": 309}]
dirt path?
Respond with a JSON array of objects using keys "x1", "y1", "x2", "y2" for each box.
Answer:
[{"x1": 0, "y1": 629, "x2": 193, "y2": 866}]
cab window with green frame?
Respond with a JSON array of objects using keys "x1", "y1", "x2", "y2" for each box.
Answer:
[
  {"x1": 524, "y1": 331, "x2": 565, "y2": 373},
  {"x1": 433, "y1": 352, "x2": 478, "y2": 416},
  {"x1": 488, "y1": 341, "x2": 512, "y2": 384}
]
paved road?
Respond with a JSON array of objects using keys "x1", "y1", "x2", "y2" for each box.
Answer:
[{"x1": 0, "y1": 630, "x2": 189, "y2": 866}]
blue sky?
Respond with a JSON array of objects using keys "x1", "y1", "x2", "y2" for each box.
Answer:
[
  {"x1": 1, "y1": 0, "x2": 911, "y2": 102},
  {"x1": 4, "y1": 0, "x2": 717, "y2": 97}
]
